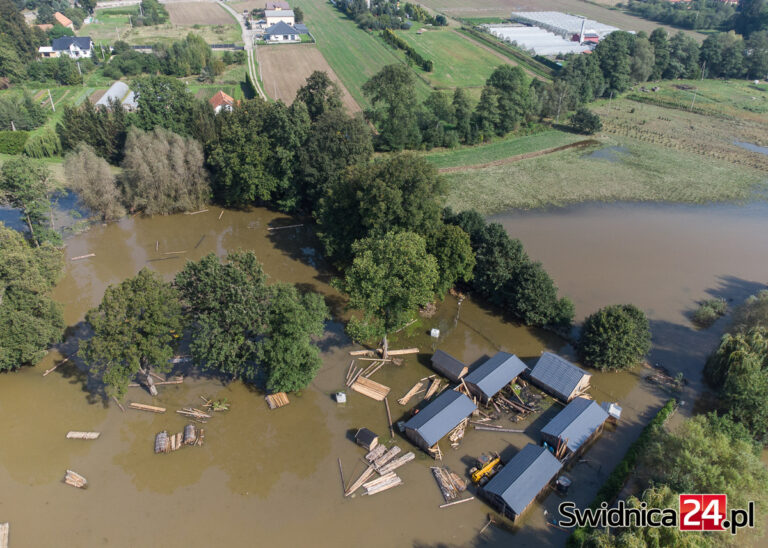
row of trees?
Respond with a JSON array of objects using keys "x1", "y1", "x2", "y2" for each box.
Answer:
[
  {"x1": 81, "y1": 252, "x2": 329, "y2": 398},
  {"x1": 339, "y1": 0, "x2": 447, "y2": 31},
  {"x1": 0, "y1": 93, "x2": 47, "y2": 131},
  {"x1": 627, "y1": 0, "x2": 767, "y2": 37}
]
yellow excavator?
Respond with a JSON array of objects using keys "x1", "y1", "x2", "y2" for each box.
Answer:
[{"x1": 470, "y1": 452, "x2": 502, "y2": 486}]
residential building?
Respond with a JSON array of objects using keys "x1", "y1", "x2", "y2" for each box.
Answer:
[
  {"x1": 481, "y1": 444, "x2": 562, "y2": 522},
  {"x1": 265, "y1": 9, "x2": 295, "y2": 26},
  {"x1": 264, "y1": 21, "x2": 300, "y2": 42},
  {"x1": 527, "y1": 352, "x2": 591, "y2": 402},
  {"x1": 209, "y1": 90, "x2": 236, "y2": 113},
  {"x1": 463, "y1": 352, "x2": 528, "y2": 404},
  {"x1": 540, "y1": 397, "x2": 609, "y2": 460},
  {"x1": 47, "y1": 36, "x2": 94, "y2": 58},
  {"x1": 403, "y1": 390, "x2": 477, "y2": 452}
]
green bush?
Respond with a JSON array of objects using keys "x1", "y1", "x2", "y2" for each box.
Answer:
[
  {"x1": 0, "y1": 130, "x2": 30, "y2": 154},
  {"x1": 578, "y1": 304, "x2": 651, "y2": 370},
  {"x1": 23, "y1": 128, "x2": 62, "y2": 158},
  {"x1": 692, "y1": 298, "x2": 727, "y2": 327},
  {"x1": 570, "y1": 108, "x2": 603, "y2": 135}
]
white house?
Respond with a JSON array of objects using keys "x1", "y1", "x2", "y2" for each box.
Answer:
[
  {"x1": 264, "y1": 21, "x2": 300, "y2": 43},
  {"x1": 264, "y1": 9, "x2": 295, "y2": 26},
  {"x1": 48, "y1": 36, "x2": 94, "y2": 59}
]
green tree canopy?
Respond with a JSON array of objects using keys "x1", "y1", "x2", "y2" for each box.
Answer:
[
  {"x1": 595, "y1": 31, "x2": 635, "y2": 95},
  {"x1": 0, "y1": 223, "x2": 64, "y2": 371},
  {"x1": 80, "y1": 268, "x2": 183, "y2": 399},
  {"x1": 578, "y1": 304, "x2": 651, "y2": 370},
  {"x1": 0, "y1": 156, "x2": 59, "y2": 246},
  {"x1": 337, "y1": 231, "x2": 438, "y2": 348},
  {"x1": 295, "y1": 70, "x2": 343, "y2": 122},
  {"x1": 428, "y1": 223, "x2": 475, "y2": 297},
  {"x1": 133, "y1": 75, "x2": 196, "y2": 135},
  {"x1": 362, "y1": 63, "x2": 421, "y2": 150}
]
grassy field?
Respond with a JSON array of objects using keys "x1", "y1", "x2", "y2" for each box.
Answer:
[
  {"x1": 423, "y1": 130, "x2": 583, "y2": 169},
  {"x1": 392, "y1": 26, "x2": 507, "y2": 89},
  {"x1": 440, "y1": 136, "x2": 768, "y2": 213},
  {"x1": 299, "y1": 0, "x2": 431, "y2": 106},
  {"x1": 419, "y1": 0, "x2": 706, "y2": 42},
  {"x1": 85, "y1": 6, "x2": 241, "y2": 46}
]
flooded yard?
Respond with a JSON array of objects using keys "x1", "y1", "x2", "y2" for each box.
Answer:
[{"x1": 1, "y1": 201, "x2": 767, "y2": 546}]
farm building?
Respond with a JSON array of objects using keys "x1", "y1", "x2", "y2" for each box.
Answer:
[
  {"x1": 209, "y1": 90, "x2": 235, "y2": 113},
  {"x1": 540, "y1": 397, "x2": 609, "y2": 460},
  {"x1": 264, "y1": 21, "x2": 300, "y2": 43},
  {"x1": 510, "y1": 11, "x2": 618, "y2": 41},
  {"x1": 485, "y1": 25, "x2": 591, "y2": 56},
  {"x1": 431, "y1": 350, "x2": 468, "y2": 383},
  {"x1": 53, "y1": 12, "x2": 75, "y2": 31},
  {"x1": 481, "y1": 444, "x2": 562, "y2": 522},
  {"x1": 265, "y1": 9, "x2": 295, "y2": 26},
  {"x1": 95, "y1": 81, "x2": 138, "y2": 111},
  {"x1": 463, "y1": 352, "x2": 528, "y2": 403},
  {"x1": 528, "y1": 352, "x2": 591, "y2": 402},
  {"x1": 403, "y1": 390, "x2": 476, "y2": 452}
]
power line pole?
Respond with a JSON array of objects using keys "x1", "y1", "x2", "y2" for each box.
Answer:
[{"x1": 48, "y1": 89, "x2": 55, "y2": 112}]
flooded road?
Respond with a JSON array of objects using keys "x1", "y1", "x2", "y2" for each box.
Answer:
[{"x1": 1, "y1": 201, "x2": 767, "y2": 547}]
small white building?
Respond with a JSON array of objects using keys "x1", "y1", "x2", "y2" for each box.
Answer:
[
  {"x1": 265, "y1": 9, "x2": 295, "y2": 26},
  {"x1": 264, "y1": 21, "x2": 300, "y2": 43},
  {"x1": 45, "y1": 36, "x2": 94, "y2": 59}
]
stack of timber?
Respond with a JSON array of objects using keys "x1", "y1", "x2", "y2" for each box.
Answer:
[
  {"x1": 63, "y1": 469, "x2": 87, "y2": 489},
  {"x1": 398, "y1": 381, "x2": 424, "y2": 405},
  {"x1": 350, "y1": 376, "x2": 390, "y2": 401},
  {"x1": 155, "y1": 431, "x2": 170, "y2": 454},
  {"x1": 362, "y1": 472, "x2": 402, "y2": 495},
  {"x1": 128, "y1": 402, "x2": 166, "y2": 414},
  {"x1": 169, "y1": 432, "x2": 183, "y2": 451},
  {"x1": 344, "y1": 465, "x2": 376, "y2": 496},
  {"x1": 176, "y1": 408, "x2": 211, "y2": 422},
  {"x1": 365, "y1": 444, "x2": 387, "y2": 463},
  {"x1": 183, "y1": 424, "x2": 197, "y2": 445},
  {"x1": 372, "y1": 446, "x2": 401, "y2": 470},
  {"x1": 448, "y1": 418, "x2": 469, "y2": 448},
  {"x1": 378, "y1": 451, "x2": 415, "y2": 474},
  {"x1": 66, "y1": 431, "x2": 100, "y2": 440},
  {"x1": 265, "y1": 392, "x2": 290, "y2": 409},
  {"x1": 431, "y1": 467, "x2": 466, "y2": 502},
  {"x1": 0, "y1": 522, "x2": 7, "y2": 548},
  {"x1": 424, "y1": 378, "x2": 443, "y2": 400}
]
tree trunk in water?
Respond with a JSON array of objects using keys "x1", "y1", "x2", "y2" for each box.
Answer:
[
  {"x1": 382, "y1": 335, "x2": 389, "y2": 360},
  {"x1": 143, "y1": 368, "x2": 158, "y2": 397},
  {"x1": 25, "y1": 213, "x2": 39, "y2": 247}
]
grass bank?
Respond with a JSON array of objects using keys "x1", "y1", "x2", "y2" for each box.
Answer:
[{"x1": 440, "y1": 136, "x2": 768, "y2": 214}]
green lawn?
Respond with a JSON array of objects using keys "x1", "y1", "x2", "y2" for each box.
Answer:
[
  {"x1": 440, "y1": 136, "x2": 768, "y2": 214},
  {"x1": 300, "y1": 0, "x2": 431, "y2": 107},
  {"x1": 393, "y1": 27, "x2": 505, "y2": 89},
  {"x1": 423, "y1": 130, "x2": 583, "y2": 169}
]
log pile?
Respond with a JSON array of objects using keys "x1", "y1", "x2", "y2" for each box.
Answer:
[
  {"x1": 0, "y1": 522, "x2": 7, "y2": 548},
  {"x1": 448, "y1": 418, "x2": 468, "y2": 448},
  {"x1": 424, "y1": 378, "x2": 443, "y2": 400},
  {"x1": 378, "y1": 451, "x2": 415, "y2": 474},
  {"x1": 431, "y1": 467, "x2": 465, "y2": 502},
  {"x1": 64, "y1": 469, "x2": 87, "y2": 489},
  {"x1": 397, "y1": 381, "x2": 424, "y2": 405},
  {"x1": 365, "y1": 444, "x2": 387, "y2": 462},
  {"x1": 344, "y1": 465, "x2": 375, "y2": 497},
  {"x1": 66, "y1": 431, "x2": 100, "y2": 440},
  {"x1": 362, "y1": 472, "x2": 402, "y2": 495},
  {"x1": 156, "y1": 425, "x2": 203, "y2": 454},
  {"x1": 373, "y1": 446, "x2": 401, "y2": 469},
  {"x1": 350, "y1": 376, "x2": 390, "y2": 401},
  {"x1": 155, "y1": 431, "x2": 170, "y2": 453},
  {"x1": 265, "y1": 392, "x2": 290, "y2": 409},
  {"x1": 128, "y1": 402, "x2": 166, "y2": 413},
  {"x1": 176, "y1": 408, "x2": 211, "y2": 422}
]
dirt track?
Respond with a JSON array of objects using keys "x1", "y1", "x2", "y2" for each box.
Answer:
[{"x1": 257, "y1": 44, "x2": 360, "y2": 113}]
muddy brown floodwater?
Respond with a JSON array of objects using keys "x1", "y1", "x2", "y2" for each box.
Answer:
[{"x1": 1, "y1": 201, "x2": 767, "y2": 547}]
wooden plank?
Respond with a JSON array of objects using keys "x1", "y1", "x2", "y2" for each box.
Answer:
[
  {"x1": 440, "y1": 497, "x2": 475, "y2": 508},
  {"x1": 473, "y1": 425, "x2": 525, "y2": 433},
  {"x1": 66, "y1": 431, "x2": 100, "y2": 440},
  {"x1": 344, "y1": 464, "x2": 375, "y2": 496},
  {"x1": 349, "y1": 349, "x2": 374, "y2": 356},
  {"x1": 365, "y1": 444, "x2": 387, "y2": 462},
  {"x1": 384, "y1": 397, "x2": 394, "y2": 438},
  {"x1": 338, "y1": 457, "x2": 345, "y2": 495},
  {"x1": 425, "y1": 378, "x2": 442, "y2": 400},
  {"x1": 398, "y1": 381, "x2": 424, "y2": 405},
  {"x1": 265, "y1": 392, "x2": 290, "y2": 409},
  {"x1": 373, "y1": 446, "x2": 401, "y2": 469},
  {"x1": 0, "y1": 523, "x2": 8, "y2": 548},
  {"x1": 128, "y1": 402, "x2": 166, "y2": 413},
  {"x1": 382, "y1": 348, "x2": 419, "y2": 356},
  {"x1": 378, "y1": 452, "x2": 415, "y2": 474},
  {"x1": 71, "y1": 253, "x2": 95, "y2": 261}
]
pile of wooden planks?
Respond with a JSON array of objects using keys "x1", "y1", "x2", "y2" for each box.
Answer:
[
  {"x1": 448, "y1": 418, "x2": 468, "y2": 448},
  {"x1": 372, "y1": 446, "x2": 401, "y2": 469},
  {"x1": 128, "y1": 402, "x2": 166, "y2": 413},
  {"x1": 176, "y1": 408, "x2": 211, "y2": 422},
  {"x1": 398, "y1": 380, "x2": 424, "y2": 405},
  {"x1": 350, "y1": 376, "x2": 390, "y2": 401},
  {"x1": 424, "y1": 378, "x2": 443, "y2": 400},
  {"x1": 378, "y1": 451, "x2": 415, "y2": 474},
  {"x1": 64, "y1": 469, "x2": 87, "y2": 489},
  {"x1": 363, "y1": 472, "x2": 402, "y2": 495},
  {"x1": 156, "y1": 425, "x2": 203, "y2": 454},
  {"x1": 0, "y1": 522, "x2": 7, "y2": 548},
  {"x1": 431, "y1": 467, "x2": 466, "y2": 502},
  {"x1": 66, "y1": 431, "x2": 100, "y2": 440},
  {"x1": 265, "y1": 392, "x2": 290, "y2": 409}
]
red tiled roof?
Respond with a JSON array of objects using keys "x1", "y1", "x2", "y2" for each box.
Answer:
[
  {"x1": 209, "y1": 90, "x2": 235, "y2": 109},
  {"x1": 53, "y1": 12, "x2": 74, "y2": 28}
]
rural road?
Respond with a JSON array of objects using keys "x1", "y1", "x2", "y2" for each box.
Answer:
[{"x1": 216, "y1": 1, "x2": 267, "y2": 100}]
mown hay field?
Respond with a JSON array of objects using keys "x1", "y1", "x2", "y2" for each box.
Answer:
[{"x1": 165, "y1": 2, "x2": 236, "y2": 26}]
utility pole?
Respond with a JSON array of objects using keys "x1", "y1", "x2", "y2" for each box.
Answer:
[
  {"x1": 48, "y1": 89, "x2": 55, "y2": 112},
  {"x1": 10, "y1": 120, "x2": 15, "y2": 131}
]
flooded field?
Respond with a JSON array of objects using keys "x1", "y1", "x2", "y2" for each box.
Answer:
[{"x1": 1, "y1": 201, "x2": 767, "y2": 546}]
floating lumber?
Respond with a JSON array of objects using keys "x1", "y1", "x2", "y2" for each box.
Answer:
[
  {"x1": 440, "y1": 497, "x2": 475, "y2": 509},
  {"x1": 345, "y1": 361, "x2": 355, "y2": 383},
  {"x1": 346, "y1": 367, "x2": 364, "y2": 387},
  {"x1": 128, "y1": 377, "x2": 184, "y2": 388},
  {"x1": 351, "y1": 376, "x2": 390, "y2": 401},
  {"x1": 66, "y1": 431, "x2": 100, "y2": 440},
  {"x1": 176, "y1": 408, "x2": 211, "y2": 421},
  {"x1": 363, "y1": 472, "x2": 402, "y2": 495},
  {"x1": 43, "y1": 354, "x2": 72, "y2": 376},
  {"x1": 129, "y1": 402, "x2": 166, "y2": 413},
  {"x1": 373, "y1": 446, "x2": 402, "y2": 470},
  {"x1": 431, "y1": 467, "x2": 460, "y2": 502},
  {"x1": 349, "y1": 349, "x2": 375, "y2": 356},
  {"x1": 64, "y1": 469, "x2": 87, "y2": 489},
  {"x1": 155, "y1": 431, "x2": 170, "y2": 453},
  {"x1": 359, "y1": 360, "x2": 379, "y2": 378},
  {"x1": 345, "y1": 464, "x2": 376, "y2": 496},
  {"x1": 449, "y1": 418, "x2": 468, "y2": 447},
  {"x1": 162, "y1": 250, "x2": 186, "y2": 255},
  {"x1": 184, "y1": 209, "x2": 208, "y2": 215},
  {"x1": 0, "y1": 523, "x2": 7, "y2": 548},
  {"x1": 366, "y1": 361, "x2": 386, "y2": 379},
  {"x1": 378, "y1": 452, "x2": 415, "y2": 474},
  {"x1": 384, "y1": 397, "x2": 394, "y2": 437},
  {"x1": 169, "y1": 432, "x2": 182, "y2": 451},
  {"x1": 183, "y1": 424, "x2": 197, "y2": 445},
  {"x1": 70, "y1": 253, "x2": 95, "y2": 261},
  {"x1": 378, "y1": 348, "x2": 419, "y2": 356},
  {"x1": 424, "y1": 378, "x2": 442, "y2": 400},
  {"x1": 473, "y1": 425, "x2": 525, "y2": 433},
  {"x1": 196, "y1": 428, "x2": 205, "y2": 447},
  {"x1": 265, "y1": 392, "x2": 290, "y2": 409},
  {"x1": 338, "y1": 457, "x2": 345, "y2": 495},
  {"x1": 267, "y1": 223, "x2": 304, "y2": 231},
  {"x1": 365, "y1": 444, "x2": 387, "y2": 463},
  {"x1": 398, "y1": 381, "x2": 424, "y2": 405}
]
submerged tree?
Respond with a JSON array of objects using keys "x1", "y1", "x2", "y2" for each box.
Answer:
[
  {"x1": 337, "y1": 231, "x2": 438, "y2": 355},
  {"x1": 578, "y1": 304, "x2": 651, "y2": 371},
  {"x1": 0, "y1": 223, "x2": 64, "y2": 372},
  {"x1": 64, "y1": 143, "x2": 125, "y2": 221},
  {"x1": 0, "y1": 156, "x2": 60, "y2": 246},
  {"x1": 80, "y1": 268, "x2": 183, "y2": 399}
]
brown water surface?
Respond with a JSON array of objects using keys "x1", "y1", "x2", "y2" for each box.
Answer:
[{"x1": 2, "y1": 202, "x2": 766, "y2": 547}]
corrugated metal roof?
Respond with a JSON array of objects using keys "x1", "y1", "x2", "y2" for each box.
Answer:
[
  {"x1": 404, "y1": 390, "x2": 476, "y2": 447},
  {"x1": 529, "y1": 352, "x2": 590, "y2": 401},
  {"x1": 483, "y1": 444, "x2": 562, "y2": 515},
  {"x1": 464, "y1": 352, "x2": 528, "y2": 399},
  {"x1": 541, "y1": 397, "x2": 609, "y2": 452},
  {"x1": 431, "y1": 350, "x2": 467, "y2": 382}
]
